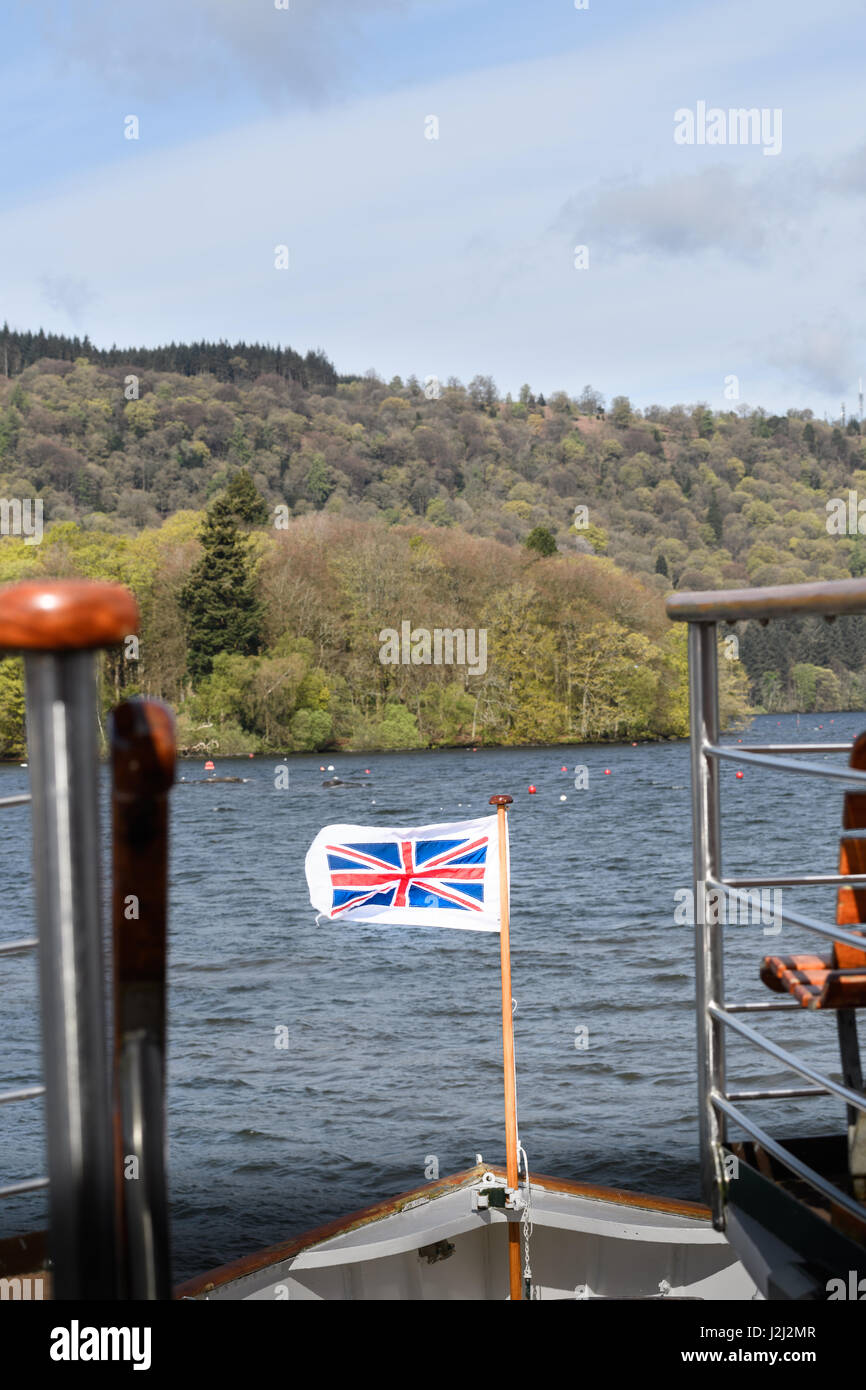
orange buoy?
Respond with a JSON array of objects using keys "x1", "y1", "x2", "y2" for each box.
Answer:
[{"x1": 528, "y1": 785, "x2": 537, "y2": 794}]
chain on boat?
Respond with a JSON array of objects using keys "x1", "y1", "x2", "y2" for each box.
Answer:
[{"x1": 518, "y1": 1140, "x2": 535, "y2": 1299}]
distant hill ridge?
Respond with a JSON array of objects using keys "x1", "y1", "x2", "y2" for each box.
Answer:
[
  {"x1": 0, "y1": 323, "x2": 341, "y2": 391},
  {"x1": 2, "y1": 324, "x2": 866, "y2": 718}
]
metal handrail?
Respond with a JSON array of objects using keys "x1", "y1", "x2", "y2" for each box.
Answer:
[
  {"x1": 708, "y1": 744, "x2": 866, "y2": 783},
  {"x1": 0, "y1": 579, "x2": 139, "y2": 1299},
  {"x1": 0, "y1": 795, "x2": 31, "y2": 808},
  {"x1": 0, "y1": 1085, "x2": 45, "y2": 1105},
  {"x1": 724, "y1": 874, "x2": 866, "y2": 886},
  {"x1": 705, "y1": 876, "x2": 866, "y2": 955},
  {"x1": 0, "y1": 1176, "x2": 49, "y2": 1198},
  {"x1": 667, "y1": 577, "x2": 866, "y2": 1232},
  {"x1": 709, "y1": 1004, "x2": 866, "y2": 1114},
  {"x1": 728, "y1": 1087, "x2": 830, "y2": 1100},
  {"x1": 667, "y1": 575, "x2": 866, "y2": 623},
  {"x1": 731, "y1": 744, "x2": 853, "y2": 754}
]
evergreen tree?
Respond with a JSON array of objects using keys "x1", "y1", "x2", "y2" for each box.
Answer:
[
  {"x1": 706, "y1": 490, "x2": 723, "y2": 542},
  {"x1": 306, "y1": 453, "x2": 333, "y2": 508},
  {"x1": 525, "y1": 526, "x2": 557, "y2": 556},
  {"x1": 655, "y1": 553, "x2": 669, "y2": 576},
  {"x1": 180, "y1": 495, "x2": 262, "y2": 681},
  {"x1": 224, "y1": 468, "x2": 269, "y2": 526}
]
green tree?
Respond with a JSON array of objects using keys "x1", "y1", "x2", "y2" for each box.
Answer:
[
  {"x1": 791, "y1": 662, "x2": 821, "y2": 711},
  {"x1": 289, "y1": 707, "x2": 333, "y2": 751},
  {"x1": 305, "y1": 453, "x2": 334, "y2": 508},
  {"x1": 0, "y1": 659, "x2": 25, "y2": 757},
  {"x1": 224, "y1": 469, "x2": 268, "y2": 525},
  {"x1": 356, "y1": 703, "x2": 424, "y2": 750},
  {"x1": 760, "y1": 669, "x2": 782, "y2": 711},
  {"x1": 525, "y1": 526, "x2": 557, "y2": 556},
  {"x1": 850, "y1": 540, "x2": 866, "y2": 577},
  {"x1": 610, "y1": 395, "x2": 632, "y2": 428},
  {"x1": 180, "y1": 497, "x2": 262, "y2": 681}
]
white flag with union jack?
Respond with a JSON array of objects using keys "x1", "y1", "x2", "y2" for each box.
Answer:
[{"x1": 304, "y1": 815, "x2": 505, "y2": 932}]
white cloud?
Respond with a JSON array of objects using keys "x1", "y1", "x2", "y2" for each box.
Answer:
[
  {"x1": 766, "y1": 319, "x2": 861, "y2": 397},
  {"x1": 22, "y1": 0, "x2": 414, "y2": 104},
  {"x1": 2, "y1": 0, "x2": 865, "y2": 413},
  {"x1": 40, "y1": 274, "x2": 98, "y2": 325}
]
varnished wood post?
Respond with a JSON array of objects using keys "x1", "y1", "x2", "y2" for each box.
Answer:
[
  {"x1": 490, "y1": 794, "x2": 521, "y2": 1301},
  {"x1": 111, "y1": 698, "x2": 175, "y2": 1299}
]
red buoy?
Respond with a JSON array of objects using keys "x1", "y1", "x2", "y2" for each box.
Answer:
[
  {"x1": 204, "y1": 760, "x2": 215, "y2": 771},
  {"x1": 736, "y1": 770, "x2": 744, "y2": 779},
  {"x1": 604, "y1": 769, "x2": 611, "y2": 775},
  {"x1": 561, "y1": 765, "x2": 567, "y2": 772},
  {"x1": 528, "y1": 785, "x2": 537, "y2": 794}
]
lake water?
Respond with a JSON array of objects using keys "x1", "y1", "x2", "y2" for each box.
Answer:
[{"x1": 1, "y1": 710, "x2": 864, "y2": 1282}]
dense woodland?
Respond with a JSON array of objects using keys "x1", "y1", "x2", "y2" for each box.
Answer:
[{"x1": 1, "y1": 325, "x2": 865, "y2": 755}]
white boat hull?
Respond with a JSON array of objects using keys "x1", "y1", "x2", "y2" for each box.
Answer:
[{"x1": 180, "y1": 1166, "x2": 760, "y2": 1301}]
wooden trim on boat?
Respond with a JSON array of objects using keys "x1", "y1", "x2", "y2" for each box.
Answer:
[{"x1": 174, "y1": 1165, "x2": 711, "y2": 1298}]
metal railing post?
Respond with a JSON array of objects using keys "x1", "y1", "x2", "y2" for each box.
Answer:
[
  {"x1": 688, "y1": 621, "x2": 727, "y2": 1225},
  {"x1": 0, "y1": 579, "x2": 138, "y2": 1299},
  {"x1": 24, "y1": 649, "x2": 116, "y2": 1298}
]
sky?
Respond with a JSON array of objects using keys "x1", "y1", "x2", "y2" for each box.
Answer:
[{"x1": 1, "y1": 0, "x2": 865, "y2": 416}]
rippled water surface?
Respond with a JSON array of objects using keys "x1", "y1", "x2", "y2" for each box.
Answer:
[{"x1": 1, "y1": 711, "x2": 863, "y2": 1281}]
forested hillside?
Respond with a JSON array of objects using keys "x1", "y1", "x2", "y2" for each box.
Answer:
[{"x1": 1, "y1": 328, "x2": 865, "y2": 755}]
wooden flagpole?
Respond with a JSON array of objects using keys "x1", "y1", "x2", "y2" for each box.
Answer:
[{"x1": 489, "y1": 794, "x2": 521, "y2": 1301}]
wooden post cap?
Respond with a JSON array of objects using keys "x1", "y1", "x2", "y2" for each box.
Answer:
[
  {"x1": 110, "y1": 699, "x2": 176, "y2": 797},
  {"x1": 0, "y1": 579, "x2": 139, "y2": 652},
  {"x1": 489, "y1": 794, "x2": 513, "y2": 806}
]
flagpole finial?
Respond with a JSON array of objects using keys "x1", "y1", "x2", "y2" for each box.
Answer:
[{"x1": 489, "y1": 794, "x2": 513, "y2": 806}]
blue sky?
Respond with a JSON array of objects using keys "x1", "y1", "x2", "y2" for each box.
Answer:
[{"x1": 1, "y1": 0, "x2": 865, "y2": 415}]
